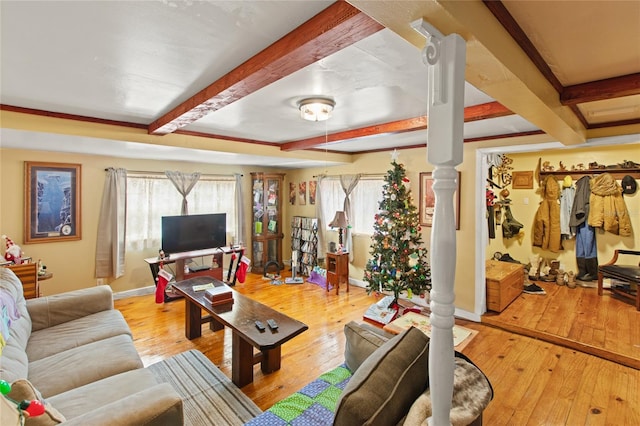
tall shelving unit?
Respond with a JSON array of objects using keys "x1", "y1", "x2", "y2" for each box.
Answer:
[
  {"x1": 291, "y1": 216, "x2": 318, "y2": 276},
  {"x1": 251, "y1": 172, "x2": 285, "y2": 271}
]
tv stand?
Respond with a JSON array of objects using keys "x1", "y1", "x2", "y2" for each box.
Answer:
[{"x1": 144, "y1": 246, "x2": 245, "y2": 302}]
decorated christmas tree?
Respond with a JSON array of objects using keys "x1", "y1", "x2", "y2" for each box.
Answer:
[{"x1": 364, "y1": 158, "x2": 432, "y2": 302}]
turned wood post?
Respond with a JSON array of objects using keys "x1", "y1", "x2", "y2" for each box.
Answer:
[{"x1": 412, "y1": 19, "x2": 466, "y2": 426}]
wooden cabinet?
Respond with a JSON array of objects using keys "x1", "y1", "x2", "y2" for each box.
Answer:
[
  {"x1": 326, "y1": 252, "x2": 349, "y2": 295},
  {"x1": 251, "y1": 172, "x2": 285, "y2": 271},
  {"x1": 7, "y1": 263, "x2": 39, "y2": 299},
  {"x1": 485, "y1": 260, "x2": 524, "y2": 312}
]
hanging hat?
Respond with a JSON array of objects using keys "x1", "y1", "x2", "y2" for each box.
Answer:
[
  {"x1": 562, "y1": 175, "x2": 573, "y2": 188},
  {"x1": 2, "y1": 235, "x2": 14, "y2": 249},
  {"x1": 621, "y1": 175, "x2": 637, "y2": 195}
]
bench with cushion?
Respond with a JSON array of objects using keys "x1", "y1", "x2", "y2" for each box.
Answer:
[{"x1": 598, "y1": 249, "x2": 640, "y2": 311}]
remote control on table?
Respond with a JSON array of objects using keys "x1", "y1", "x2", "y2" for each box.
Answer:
[
  {"x1": 255, "y1": 320, "x2": 266, "y2": 331},
  {"x1": 266, "y1": 319, "x2": 278, "y2": 330}
]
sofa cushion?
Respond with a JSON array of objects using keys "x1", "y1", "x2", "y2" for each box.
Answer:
[
  {"x1": 7, "y1": 379, "x2": 66, "y2": 425},
  {"x1": 26, "y1": 309, "x2": 132, "y2": 362},
  {"x1": 343, "y1": 321, "x2": 389, "y2": 373},
  {"x1": 333, "y1": 326, "x2": 430, "y2": 426},
  {"x1": 48, "y1": 368, "x2": 158, "y2": 419},
  {"x1": 28, "y1": 334, "x2": 143, "y2": 398}
]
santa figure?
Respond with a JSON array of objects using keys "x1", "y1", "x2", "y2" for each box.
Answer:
[{"x1": 2, "y1": 235, "x2": 23, "y2": 264}]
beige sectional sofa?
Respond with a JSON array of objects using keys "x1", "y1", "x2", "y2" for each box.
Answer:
[{"x1": 0, "y1": 267, "x2": 183, "y2": 425}]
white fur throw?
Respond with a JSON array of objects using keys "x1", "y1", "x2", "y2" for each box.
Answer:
[{"x1": 404, "y1": 356, "x2": 492, "y2": 426}]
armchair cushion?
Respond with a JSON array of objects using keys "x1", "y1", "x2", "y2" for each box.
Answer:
[
  {"x1": 334, "y1": 326, "x2": 430, "y2": 426},
  {"x1": 343, "y1": 321, "x2": 389, "y2": 373}
]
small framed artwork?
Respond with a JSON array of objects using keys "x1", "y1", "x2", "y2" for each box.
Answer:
[
  {"x1": 289, "y1": 182, "x2": 296, "y2": 205},
  {"x1": 308, "y1": 180, "x2": 317, "y2": 204},
  {"x1": 25, "y1": 162, "x2": 81, "y2": 243},
  {"x1": 298, "y1": 181, "x2": 307, "y2": 205},
  {"x1": 419, "y1": 172, "x2": 460, "y2": 229},
  {"x1": 512, "y1": 171, "x2": 534, "y2": 189}
]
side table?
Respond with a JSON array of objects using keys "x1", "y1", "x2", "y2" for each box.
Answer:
[{"x1": 326, "y1": 252, "x2": 349, "y2": 295}]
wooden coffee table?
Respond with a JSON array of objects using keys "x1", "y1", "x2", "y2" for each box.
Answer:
[{"x1": 171, "y1": 277, "x2": 308, "y2": 387}]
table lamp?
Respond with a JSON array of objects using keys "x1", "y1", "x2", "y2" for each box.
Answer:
[{"x1": 328, "y1": 211, "x2": 348, "y2": 247}]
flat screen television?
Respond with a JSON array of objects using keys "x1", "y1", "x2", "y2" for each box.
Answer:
[{"x1": 161, "y1": 213, "x2": 227, "y2": 254}]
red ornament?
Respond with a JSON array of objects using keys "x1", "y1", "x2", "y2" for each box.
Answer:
[{"x1": 23, "y1": 400, "x2": 46, "y2": 417}]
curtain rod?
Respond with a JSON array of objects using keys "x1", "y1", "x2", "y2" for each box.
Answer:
[
  {"x1": 312, "y1": 173, "x2": 384, "y2": 178},
  {"x1": 104, "y1": 168, "x2": 242, "y2": 178}
]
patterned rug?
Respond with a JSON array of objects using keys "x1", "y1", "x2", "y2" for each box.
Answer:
[
  {"x1": 245, "y1": 365, "x2": 352, "y2": 425},
  {"x1": 147, "y1": 350, "x2": 262, "y2": 426}
]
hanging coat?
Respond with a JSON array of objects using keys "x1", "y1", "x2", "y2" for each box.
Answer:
[
  {"x1": 533, "y1": 175, "x2": 563, "y2": 252},
  {"x1": 588, "y1": 173, "x2": 632, "y2": 236}
]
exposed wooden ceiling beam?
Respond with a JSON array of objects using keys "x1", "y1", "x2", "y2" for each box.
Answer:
[
  {"x1": 148, "y1": 1, "x2": 383, "y2": 135},
  {"x1": 280, "y1": 101, "x2": 512, "y2": 151},
  {"x1": 561, "y1": 73, "x2": 640, "y2": 105}
]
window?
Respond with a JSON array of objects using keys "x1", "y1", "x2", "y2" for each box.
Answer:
[
  {"x1": 319, "y1": 177, "x2": 384, "y2": 235},
  {"x1": 126, "y1": 174, "x2": 236, "y2": 251}
]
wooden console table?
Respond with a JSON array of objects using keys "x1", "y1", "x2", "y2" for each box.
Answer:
[{"x1": 144, "y1": 246, "x2": 244, "y2": 302}]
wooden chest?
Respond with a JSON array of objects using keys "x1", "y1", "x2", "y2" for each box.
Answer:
[{"x1": 486, "y1": 260, "x2": 523, "y2": 312}]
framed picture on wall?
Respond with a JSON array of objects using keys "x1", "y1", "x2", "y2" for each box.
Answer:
[
  {"x1": 309, "y1": 180, "x2": 317, "y2": 204},
  {"x1": 25, "y1": 162, "x2": 82, "y2": 243},
  {"x1": 298, "y1": 181, "x2": 307, "y2": 205},
  {"x1": 289, "y1": 182, "x2": 296, "y2": 205},
  {"x1": 419, "y1": 172, "x2": 460, "y2": 230}
]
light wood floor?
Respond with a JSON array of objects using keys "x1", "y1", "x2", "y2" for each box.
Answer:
[
  {"x1": 482, "y1": 279, "x2": 640, "y2": 370},
  {"x1": 115, "y1": 272, "x2": 640, "y2": 425}
]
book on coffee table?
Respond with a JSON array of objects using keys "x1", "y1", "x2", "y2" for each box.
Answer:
[{"x1": 204, "y1": 284, "x2": 233, "y2": 306}]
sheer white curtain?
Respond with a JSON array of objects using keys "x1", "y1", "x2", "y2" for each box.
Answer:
[
  {"x1": 165, "y1": 171, "x2": 201, "y2": 215},
  {"x1": 95, "y1": 168, "x2": 127, "y2": 278},
  {"x1": 339, "y1": 174, "x2": 361, "y2": 262},
  {"x1": 234, "y1": 173, "x2": 245, "y2": 246},
  {"x1": 126, "y1": 175, "x2": 236, "y2": 251}
]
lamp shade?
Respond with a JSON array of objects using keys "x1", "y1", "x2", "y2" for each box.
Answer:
[{"x1": 328, "y1": 211, "x2": 348, "y2": 229}]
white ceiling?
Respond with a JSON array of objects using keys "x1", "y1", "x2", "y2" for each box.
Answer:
[{"x1": 1, "y1": 1, "x2": 638, "y2": 168}]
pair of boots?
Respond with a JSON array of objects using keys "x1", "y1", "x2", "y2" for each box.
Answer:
[{"x1": 576, "y1": 257, "x2": 598, "y2": 282}]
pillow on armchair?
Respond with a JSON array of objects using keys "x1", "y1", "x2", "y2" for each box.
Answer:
[
  {"x1": 343, "y1": 321, "x2": 391, "y2": 373},
  {"x1": 334, "y1": 326, "x2": 430, "y2": 426}
]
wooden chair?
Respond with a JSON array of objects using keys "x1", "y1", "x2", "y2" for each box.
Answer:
[{"x1": 598, "y1": 250, "x2": 640, "y2": 311}]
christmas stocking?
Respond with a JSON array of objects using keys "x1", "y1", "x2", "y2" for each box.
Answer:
[
  {"x1": 236, "y1": 256, "x2": 251, "y2": 283},
  {"x1": 155, "y1": 268, "x2": 173, "y2": 303}
]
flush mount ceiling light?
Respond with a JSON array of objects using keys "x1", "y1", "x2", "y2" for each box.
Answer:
[{"x1": 298, "y1": 97, "x2": 335, "y2": 122}]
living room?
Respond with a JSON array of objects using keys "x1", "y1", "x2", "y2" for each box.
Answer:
[{"x1": 2, "y1": 1, "x2": 640, "y2": 424}]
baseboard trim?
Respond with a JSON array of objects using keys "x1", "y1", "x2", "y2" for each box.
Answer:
[{"x1": 113, "y1": 285, "x2": 155, "y2": 300}]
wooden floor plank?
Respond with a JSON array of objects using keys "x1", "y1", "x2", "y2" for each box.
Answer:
[
  {"x1": 482, "y1": 277, "x2": 640, "y2": 369},
  {"x1": 115, "y1": 271, "x2": 640, "y2": 424}
]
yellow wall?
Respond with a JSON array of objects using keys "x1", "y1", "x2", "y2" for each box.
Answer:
[
  {"x1": 2, "y1": 118, "x2": 638, "y2": 317},
  {"x1": 0, "y1": 147, "x2": 282, "y2": 296},
  {"x1": 486, "y1": 144, "x2": 640, "y2": 273}
]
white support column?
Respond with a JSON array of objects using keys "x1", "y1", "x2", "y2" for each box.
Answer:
[{"x1": 412, "y1": 19, "x2": 466, "y2": 426}]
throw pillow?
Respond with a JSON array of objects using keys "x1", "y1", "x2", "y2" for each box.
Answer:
[
  {"x1": 334, "y1": 326, "x2": 430, "y2": 426},
  {"x1": 7, "y1": 379, "x2": 66, "y2": 425},
  {"x1": 343, "y1": 321, "x2": 389, "y2": 373}
]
